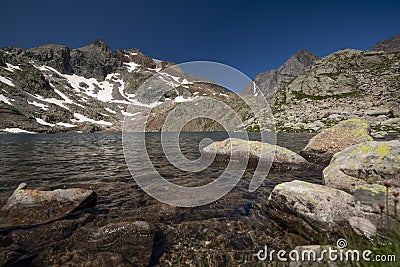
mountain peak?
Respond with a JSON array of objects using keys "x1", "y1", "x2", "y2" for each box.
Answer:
[
  {"x1": 92, "y1": 39, "x2": 109, "y2": 48},
  {"x1": 276, "y1": 50, "x2": 319, "y2": 76},
  {"x1": 371, "y1": 34, "x2": 400, "y2": 53}
]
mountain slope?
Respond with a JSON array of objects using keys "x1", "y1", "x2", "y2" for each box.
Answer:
[
  {"x1": 0, "y1": 40, "x2": 252, "y2": 133},
  {"x1": 270, "y1": 48, "x2": 400, "y2": 133}
]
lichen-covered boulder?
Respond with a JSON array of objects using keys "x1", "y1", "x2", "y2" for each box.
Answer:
[
  {"x1": 1, "y1": 183, "x2": 97, "y2": 226},
  {"x1": 323, "y1": 140, "x2": 400, "y2": 192},
  {"x1": 267, "y1": 180, "x2": 378, "y2": 241},
  {"x1": 202, "y1": 138, "x2": 312, "y2": 170},
  {"x1": 300, "y1": 118, "x2": 373, "y2": 165}
]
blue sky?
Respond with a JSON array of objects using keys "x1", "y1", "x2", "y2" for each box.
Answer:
[{"x1": 1, "y1": 0, "x2": 399, "y2": 80}]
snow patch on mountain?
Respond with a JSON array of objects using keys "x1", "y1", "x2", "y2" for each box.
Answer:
[
  {"x1": 3, "y1": 63, "x2": 21, "y2": 72},
  {"x1": 2, "y1": 128, "x2": 36, "y2": 134},
  {"x1": 56, "y1": 122, "x2": 77, "y2": 128},
  {"x1": 35, "y1": 118, "x2": 55, "y2": 127},
  {"x1": 27, "y1": 100, "x2": 48, "y2": 111},
  {"x1": 0, "y1": 76, "x2": 15, "y2": 87},
  {"x1": 0, "y1": 94, "x2": 13, "y2": 105},
  {"x1": 124, "y1": 62, "x2": 141, "y2": 73},
  {"x1": 72, "y1": 113, "x2": 113, "y2": 126}
]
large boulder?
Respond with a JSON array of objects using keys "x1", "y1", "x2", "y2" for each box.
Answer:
[
  {"x1": 300, "y1": 118, "x2": 373, "y2": 165},
  {"x1": 1, "y1": 183, "x2": 97, "y2": 226},
  {"x1": 267, "y1": 180, "x2": 378, "y2": 241},
  {"x1": 202, "y1": 138, "x2": 312, "y2": 170},
  {"x1": 323, "y1": 140, "x2": 400, "y2": 193}
]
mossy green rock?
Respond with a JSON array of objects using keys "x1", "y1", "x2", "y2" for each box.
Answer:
[
  {"x1": 323, "y1": 140, "x2": 400, "y2": 193},
  {"x1": 352, "y1": 184, "x2": 399, "y2": 212},
  {"x1": 300, "y1": 118, "x2": 373, "y2": 165}
]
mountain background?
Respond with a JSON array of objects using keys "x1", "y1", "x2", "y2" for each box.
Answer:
[{"x1": 1, "y1": 34, "x2": 399, "y2": 135}]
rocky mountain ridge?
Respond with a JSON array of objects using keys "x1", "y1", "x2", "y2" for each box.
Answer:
[
  {"x1": 0, "y1": 40, "x2": 249, "y2": 133},
  {"x1": 245, "y1": 34, "x2": 400, "y2": 136},
  {"x1": 1, "y1": 34, "x2": 400, "y2": 135}
]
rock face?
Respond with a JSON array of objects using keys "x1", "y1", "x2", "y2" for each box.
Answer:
[
  {"x1": 323, "y1": 140, "x2": 400, "y2": 192},
  {"x1": 202, "y1": 138, "x2": 311, "y2": 169},
  {"x1": 300, "y1": 118, "x2": 373, "y2": 165},
  {"x1": 243, "y1": 50, "x2": 319, "y2": 97},
  {"x1": 69, "y1": 39, "x2": 123, "y2": 80},
  {"x1": 24, "y1": 44, "x2": 72, "y2": 74},
  {"x1": 1, "y1": 183, "x2": 97, "y2": 225},
  {"x1": 371, "y1": 33, "x2": 400, "y2": 53},
  {"x1": 267, "y1": 180, "x2": 378, "y2": 241}
]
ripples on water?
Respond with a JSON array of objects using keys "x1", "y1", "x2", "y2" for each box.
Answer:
[{"x1": 0, "y1": 132, "x2": 322, "y2": 265}]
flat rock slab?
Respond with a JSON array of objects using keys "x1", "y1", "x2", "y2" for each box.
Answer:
[
  {"x1": 202, "y1": 138, "x2": 313, "y2": 170},
  {"x1": 323, "y1": 140, "x2": 400, "y2": 192},
  {"x1": 300, "y1": 118, "x2": 373, "y2": 166},
  {"x1": 1, "y1": 183, "x2": 97, "y2": 226}
]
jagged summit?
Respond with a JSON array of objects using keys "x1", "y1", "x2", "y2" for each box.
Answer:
[
  {"x1": 277, "y1": 50, "x2": 319, "y2": 76},
  {"x1": 371, "y1": 33, "x2": 400, "y2": 52},
  {"x1": 242, "y1": 49, "x2": 319, "y2": 97}
]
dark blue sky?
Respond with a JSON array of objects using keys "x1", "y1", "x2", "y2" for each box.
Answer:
[{"x1": 1, "y1": 0, "x2": 399, "y2": 79}]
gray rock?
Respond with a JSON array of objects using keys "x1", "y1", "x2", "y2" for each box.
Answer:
[
  {"x1": 371, "y1": 131, "x2": 388, "y2": 139},
  {"x1": 267, "y1": 180, "x2": 368, "y2": 241},
  {"x1": 364, "y1": 107, "x2": 392, "y2": 116},
  {"x1": 347, "y1": 216, "x2": 377, "y2": 239},
  {"x1": 353, "y1": 184, "x2": 399, "y2": 212},
  {"x1": 1, "y1": 183, "x2": 97, "y2": 226},
  {"x1": 301, "y1": 119, "x2": 373, "y2": 165},
  {"x1": 323, "y1": 140, "x2": 400, "y2": 192}
]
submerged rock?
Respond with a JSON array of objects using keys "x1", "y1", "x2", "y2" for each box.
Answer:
[
  {"x1": 323, "y1": 140, "x2": 400, "y2": 192},
  {"x1": 202, "y1": 138, "x2": 313, "y2": 170},
  {"x1": 1, "y1": 183, "x2": 97, "y2": 226},
  {"x1": 300, "y1": 118, "x2": 373, "y2": 165},
  {"x1": 72, "y1": 221, "x2": 155, "y2": 266}
]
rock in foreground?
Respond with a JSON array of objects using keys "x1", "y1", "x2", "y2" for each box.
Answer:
[
  {"x1": 323, "y1": 140, "x2": 400, "y2": 192},
  {"x1": 1, "y1": 183, "x2": 97, "y2": 225},
  {"x1": 300, "y1": 118, "x2": 373, "y2": 165},
  {"x1": 267, "y1": 180, "x2": 377, "y2": 241},
  {"x1": 202, "y1": 138, "x2": 312, "y2": 170}
]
